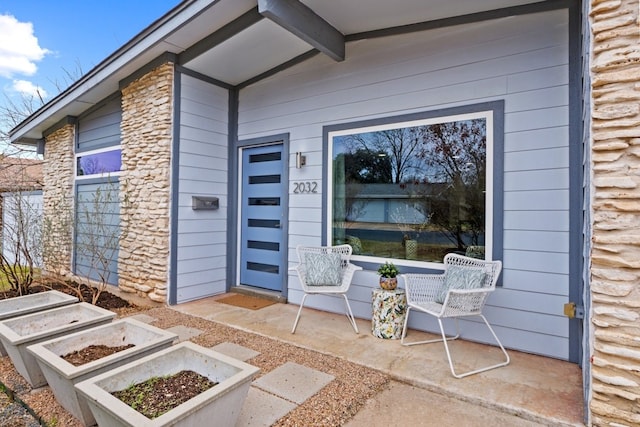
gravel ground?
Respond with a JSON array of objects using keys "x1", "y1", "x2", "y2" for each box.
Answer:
[{"x1": 0, "y1": 306, "x2": 389, "y2": 426}]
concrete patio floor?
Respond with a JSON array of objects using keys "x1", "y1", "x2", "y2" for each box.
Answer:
[{"x1": 173, "y1": 295, "x2": 585, "y2": 426}]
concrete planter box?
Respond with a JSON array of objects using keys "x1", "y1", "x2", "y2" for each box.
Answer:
[
  {"x1": 0, "y1": 290, "x2": 78, "y2": 356},
  {"x1": 27, "y1": 318, "x2": 177, "y2": 426},
  {"x1": 75, "y1": 341, "x2": 260, "y2": 427},
  {"x1": 0, "y1": 302, "x2": 115, "y2": 387}
]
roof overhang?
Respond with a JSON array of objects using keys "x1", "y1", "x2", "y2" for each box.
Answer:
[{"x1": 9, "y1": 0, "x2": 555, "y2": 144}]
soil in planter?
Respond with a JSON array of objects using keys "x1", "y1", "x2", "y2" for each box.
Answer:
[
  {"x1": 0, "y1": 282, "x2": 134, "y2": 310},
  {"x1": 61, "y1": 344, "x2": 136, "y2": 366},
  {"x1": 112, "y1": 370, "x2": 218, "y2": 419}
]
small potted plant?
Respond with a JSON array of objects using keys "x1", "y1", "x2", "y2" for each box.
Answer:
[{"x1": 377, "y1": 261, "x2": 400, "y2": 290}]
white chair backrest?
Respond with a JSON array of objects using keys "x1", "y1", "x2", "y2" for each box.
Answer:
[
  {"x1": 296, "y1": 245, "x2": 353, "y2": 270},
  {"x1": 444, "y1": 253, "x2": 502, "y2": 289}
]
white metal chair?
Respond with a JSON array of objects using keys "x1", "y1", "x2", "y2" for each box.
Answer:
[
  {"x1": 400, "y1": 253, "x2": 510, "y2": 378},
  {"x1": 290, "y1": 244, "x2": 363, "y2": 334}
]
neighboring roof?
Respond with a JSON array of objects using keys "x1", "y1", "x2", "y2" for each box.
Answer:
[
  {"x1": 9, "y1": 0, "x2": 547, "y2": 145},
  {"x1": 0, "y1": 156, "x2": 43, "y2": 192}
]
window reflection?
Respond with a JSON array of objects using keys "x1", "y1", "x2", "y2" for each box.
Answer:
[
  {"x1": 331, "y1": 114, "x2": 490, "y2": 263},
  {"x1": 77, "y1": 150, "x2": 122, "y2": 176}
]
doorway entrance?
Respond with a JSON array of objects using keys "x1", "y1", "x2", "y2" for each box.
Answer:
[{"x1": 239, "y1": 143, "x2": 287, "y2": 293}]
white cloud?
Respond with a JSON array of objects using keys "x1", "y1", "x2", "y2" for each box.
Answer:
[
  {"x1": 0, "y1": 14, "x2": 50, "y2": 78},
  {"x1": 11, "y1": 79, "x2": 47, "y2": 99}
]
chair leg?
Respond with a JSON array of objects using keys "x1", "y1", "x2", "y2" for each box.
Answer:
[
  {"x1": 401, "y1": 308, "x2": 460, "y2": 346},
  {"x1": 440, "y1": 315, "x2": 510, "y2": 379},
  {"x1": 291, "y1": 293, "x2": 309, "y2": 334},
  {"x1": 341, "y1": 294, "x2": 359, "y2": 334},
  {"x1": 292, "y1": 293, "x2": 359, "y2": 334}
]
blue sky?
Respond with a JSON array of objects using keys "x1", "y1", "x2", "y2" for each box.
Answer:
[{"x1": 0, "y1": 1, "x2": 180, "y2": 128}]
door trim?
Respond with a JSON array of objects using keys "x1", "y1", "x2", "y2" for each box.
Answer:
[{"x1": 232, "y1": 133, "x2": 290, "y2": 298}]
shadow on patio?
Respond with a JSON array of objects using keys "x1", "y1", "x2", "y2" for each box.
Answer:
[{"x1": 173, "y1": 295, "x2": 584, "y2": 426}]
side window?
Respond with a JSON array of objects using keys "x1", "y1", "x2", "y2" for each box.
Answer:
[
  {"x1": 327, "y1": 104, "x2": 500, "y2": 267},
  {"x1": 76, "y1": 148, "x2": 122, "y2": 178}
]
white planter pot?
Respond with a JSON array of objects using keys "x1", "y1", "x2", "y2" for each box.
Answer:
[
  {"x1": 0, "y1": 290, "x2": 78, "y2": 356},
  {"x1": 0, "y1": 302, "x2": 115, "y2": 387},
  {"x1": 75, "y1": 341, "x2": 260, "y2": 427},
  {"x1": 27, "y1": 318, "x2": 177, "y2": 426}
]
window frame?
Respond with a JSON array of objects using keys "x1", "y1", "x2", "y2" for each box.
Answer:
[
  {"x1": 323, "y1": 101, "x2": 504, "y2": 271},
  {"x1": 75, "y1": 145, "x2": 123, "y2": 180}
]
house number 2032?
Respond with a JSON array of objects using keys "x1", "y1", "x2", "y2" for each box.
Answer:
[{"x1": 292, "y1": 181, "x2": 319, "y2": 194}]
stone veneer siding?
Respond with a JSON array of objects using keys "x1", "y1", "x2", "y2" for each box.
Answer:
[
  {"x1": 118, "y1": 62, "x2": 174, "y2": 302},
  {"x1": 590, "y1": 0, "x2": 640, "y2": 425},
  {"x1": 42, "y1": 124, "x2": 75, "y2": 276}
]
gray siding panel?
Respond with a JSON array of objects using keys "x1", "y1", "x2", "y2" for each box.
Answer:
[
  {"x1": 77, "y1": 98, "x2": 122, "y2": 152},
  {"x1": 175, "y1": 74, "x2": 229, "y2": 303},
  {"x1": 239, "y1": 10, "x2": 571, "y2": 358},
  {"x1": 75, "y1": 181, "x2": 120, "y2": 285}
]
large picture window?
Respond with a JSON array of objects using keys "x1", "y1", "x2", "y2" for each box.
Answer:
[{"x1": 327, "y1": 103, "x2": 502, "y2": 267}]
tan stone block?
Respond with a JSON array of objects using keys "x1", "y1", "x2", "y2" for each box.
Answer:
[
  {"x1": 593, "y1": 317, "x2": 613, "y2": 327},
  {"x1": 133, "y1": 283, "x2": 153, "y2": 293},
  {"x1": 595, "y1": 330, "x2": 640, "y2": 348},
  {"x1": 594, "y1": 101, "x2": 640, "y2": 119},
  {"x1": 590, "y1": 0, "x2": 622, "y2": 16},
  {"x1": 594, "y1": 190, "x2": 639, "y2": 199},
  {"x1": 593, "y1": 68, "x2": 640, "y2": 87},
  {"x1": 594, "y1": 151, "x2": 624, "y2": 162},
  {"x1": 594, "y1": 25, "x2": 640, "y2": 42},
  {"x1": 593, "y1": 212, "x2": 640, "y2": 228},
  {"x1": 595, "y1": 199, "x2": 640, "y2": 211},
  {"x1": 153, "y1": 288, "x2": 167, "y2": 296},
  {"x1": 592, "y1": 13, "x2": 636, "y2": 33},
  {"x1": 593, "y1": 140, "x2": 630, "y2": 151},
  {"x1": 118, "y1": 283, "x2": 136, "y2": 293},
  {"x1": 594, "y1": 128, "x2": 640, "y2": 140},
  {"x1": 147, "y1": 292, "x2": 166, "y2": 303},
  {"x1": 592, "y1": 383, "x2": 640, "y2": 403},
  {"x1": 594, "y1": 304, "x2": 640, "y2": 321},
  {"x1": 594, "y1": 176, "x2": 638, "y2": 188},
  {"x1": 593, "y1": 254, "x2": 640, "y2": 268},
  {"x1": 593, "y1": 49, "x2": 640, "y2": 73},
  {"x1": 594, "y1": 119, "x2": 640, "y2": 130},
  {"x1": 592, "y1": 280, "x2": 635, "y2": 296},
  {"x1": 592, "y1": 232, "x2": 640, "y2": 244}
]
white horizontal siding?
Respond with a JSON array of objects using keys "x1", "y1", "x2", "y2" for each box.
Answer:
[
  {"x1": 175, "y1": 74, "x2": 229, "y2": 303},
  {"x1": 240, "y1": 9, "x2": 571, "y2": 359}
]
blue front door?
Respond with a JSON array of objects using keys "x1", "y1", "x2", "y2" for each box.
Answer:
[{"x1": 239, "y1": 144, "x2": 286, "y2": 292}]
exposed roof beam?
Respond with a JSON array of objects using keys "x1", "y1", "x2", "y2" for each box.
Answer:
[
  {"x1": 258, "y1": 0, "x2": 345, "y2": 62},
  {"x1": 179, "y1": 8, "x2": 264, "y2": 65},
  {"x1": 236, "y1": 49, "x2": 320, "y2": 90}
]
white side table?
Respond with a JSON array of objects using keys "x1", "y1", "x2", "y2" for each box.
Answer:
[{"x1": 371, "y1": 288, "x2": 407, "y2": 339}]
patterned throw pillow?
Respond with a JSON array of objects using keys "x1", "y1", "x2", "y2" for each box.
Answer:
[
  {"x1": 435, "y1": 265, "x2": 487, "y2": 304},
  {"x1": 305, "y1": 252, "x2": 343, "y2": 286}
]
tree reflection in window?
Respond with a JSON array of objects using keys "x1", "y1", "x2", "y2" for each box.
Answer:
[
  {"x1": 77, "y1": 150, "x2": 122, "y2": 177},
  {"x1": 331, "y1": 113, "x2": 490, "y2": 264}
]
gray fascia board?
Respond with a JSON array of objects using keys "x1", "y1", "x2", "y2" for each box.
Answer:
[
  {"x1": 258, "y1": 0, "x2": 345, "y2": 62},
  {"x1": 8, "y1": 0, "x2": 213, "y2": 143}
]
